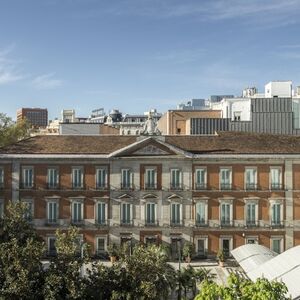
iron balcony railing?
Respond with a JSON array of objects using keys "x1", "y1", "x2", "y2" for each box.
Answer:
[
  {"x1": 245, "y1": 183, "x2": 258, "y2": 190},
  {"x1": 220, "y1": 183, "x2": 232, "y2": 190},
  {"x1": 195, "y1": 183, "x2": 207, "y2": 190},
  {"x1": 245, "y1": 220, "x2": 259, "y2": 227},
  {"x1": 144, "y1": 183, "x2": 157, "y2": 190},
  {"x1": 270, "y1": 221, "x2": 284, "y2": 228}
]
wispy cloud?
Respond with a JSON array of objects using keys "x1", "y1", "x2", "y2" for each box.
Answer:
[
  {"x1": 31, "y1": 73, "x2": 63, "y2": 90},
  {"x1": 72, "y1": 0, "x2": 300, "y2": 29},
  {"x1": 0, "y1": 44, "x2": 25, "y2": 85}
]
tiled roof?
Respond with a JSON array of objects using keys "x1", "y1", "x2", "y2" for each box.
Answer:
[
  {"x1": 1, "y1": 132, "x2": 300, "y2": 155},
  {"x1": 165, "y1": 131, "x2": 300, "y2": 154},
  {"x1": 0, "y1": 135, "x2": 136, "y2": 154}
]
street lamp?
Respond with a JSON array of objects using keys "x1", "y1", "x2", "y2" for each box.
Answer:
[{"x1": 177, "y1": 240, "x2": 181, "y2": 270}]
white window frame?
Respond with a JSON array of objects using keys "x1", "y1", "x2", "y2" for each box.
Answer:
[
  {"x1": 170, "y1": 168, "x2": 182, "y2": 189},
  {"x1": 0, "y1": 167, "x2": 4, "y2": 188},
  {"x1": 121, "y1": 202, "x2": 132, "y2": 225},
  {"x1": 269, "y1": 198, "x2": 284, "y2": 227},
  {"x1": 195, "y1": 199, "x2": 208, "y2": 226},
  {"x1": 245, "y1": 167, "x2": 257, "y2": 190},
  {"x1": 96, "y1": 236, "x2": 107, "y2": 254},
  {"x1": 22, "y1": 166, "x2": 34, "y2": 189},
  {"x1": 70, "y1": 198, "x2": 84, "y2": 223},
  {"x1": 271, "y1": 236, "x2": 284, "y2": 254},
  {"x1": 195, "y1": 236, "x2": 208, "y2": 256},
  {"x1": 219, "y1": 199, "x2": 233, "y2": 226},
  {"x1": 96, "y1": 167, "x2": 108, "y2": 189},
  {"x1": 244, "y1": 198, "x2": 259, "y2": 227},
  {"x1": 145, "y1": 167, "x2": 157, "y2": 189},
  {"x1": 245, "y1": 236, "x2": 259, "y2": 245},
  {"x1": 47, "y1": 236, "x2": 57, "y2": 255},
  {"x1": 46, "y1": 198, "x2": 59, "y2": 224},
  {"x1": 219, "y1": 167, "x2": 232, "y2": 190},
  {"x1": 47, "y1": 167, "x2": 59, "y2": 189},
  {"x1": 145, "y1": 202, "x2": 157, "y2": 225},
  {"x1": 219, "y1": 236, "x2": 233, "y2": 257},
  {"x1": 170, "y1": 202, "x2": 182, "y2": 225},
  {"x1": 72, "y1": 167, "x2": 84, "y2": 189},
  {"x1": 22, "y1": 198, "x2": 34, "y2": 221},
  {"x1": 95, "y1": 201, "x2": 107, "y2": 225},
  {"x1": 270, "y1": 166, "x2": 282, "y2": 190},
  {"x1": 194, "y1": 167, "x2": 207, "y2": 190},
  {"x1": 121, "y1": 169, "x2": 133, "y2": 189}
]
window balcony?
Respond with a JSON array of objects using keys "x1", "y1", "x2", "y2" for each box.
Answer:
[
  {"x1": 270, "y1": 221, "x2": 284, "y2": 228},
  {"x1": 270, "y1": 183, "x2": 283, "y2": 190},
  {"x1": 220, "y1": 220, "x2": 233, "y2": 227},
  {"x1": 120, "y1": 220, "x2": 134, "y2": 226},
  {"x1": 120, "y1": 183, "x2": 133, "y2": 190},
  {"x1": 47, "y1": 249, "x2": 57, "y2": 257},
  {"x1": 144, "y1": 183, "x2": 157, "y2": 190},
  {"x1": 47, "y1": 184, "x2": 59, "y2": 190},
  {"x1": 195, "y1": 220, "x2": 208, "y2": 227},
  {"x1": 71, "y1": 219, "x2": 84, "y2": 226},
  {"x1": 145, "y1": 220, "x2": 159, "y2": 227},
  {"x1": 20, "y1": 183, "x2": 34, "y2": 190},
  {"x1": 245, "y1": 183, "x2": 258, "y2": 191},
  {"x1": 95, "y1": 184, "x2": 109, "y2": 190},
  {"x1": 220, "y1": 183, "x2": 232, "y2": 190},
  {"x1": 170, "y1": 221, "x2": 183, "y2": 227},
  {"x1": 46, "y1": 219, "x2": 58, "y2": 226},
  {"x1": 245, "y1": 220, "x2": 259, "y2": 228},
  {"x1": 195, "y1": 183, "x2": 207, "y2": 190},
  {"x1": 95, "y1": 219, "x2": 109, "y2": 226},
  {"x1": 170, "y1": 183, "x2": 183, "y2": 191},
  {"x1": 72, "y1": 185, "x2": 84, "y2": 190}
]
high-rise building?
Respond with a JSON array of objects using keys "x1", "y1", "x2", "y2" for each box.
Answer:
[{"x1": 17, "y1": 108, "x2": 48, "y2": 128}]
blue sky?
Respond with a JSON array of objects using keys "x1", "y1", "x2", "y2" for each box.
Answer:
[{"x1": 1, "y1": 0, "x2": 300, "y2": 120}]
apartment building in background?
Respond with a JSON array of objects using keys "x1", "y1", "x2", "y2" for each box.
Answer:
[
  {"x1": 17, "y1": 108, "x2": 48, "y2": 128},
  {"x1": 1, "y1": 132, "x2": 300, "y2": 259}
]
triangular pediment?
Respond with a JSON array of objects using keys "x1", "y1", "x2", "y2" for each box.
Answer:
[
  {"x1": 118, "y1": 193, "x2": 133, "y2": 199},
  {"x1": 142, "y1": 193, "x2": 158, "y2": 199},
  {"x1": 109, "y1": 137, "x2": 188, "y2": 158}
]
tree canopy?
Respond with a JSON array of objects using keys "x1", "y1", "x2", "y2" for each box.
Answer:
[{"x1": 0, "y1": 113, "x2": 30, "y2": 147}]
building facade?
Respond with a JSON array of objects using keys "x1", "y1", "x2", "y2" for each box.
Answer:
[
  {"x1": 0, "y1": 133, "x2": 300, "y2": 259},
  {"x1": 17, "y1": 108, "x2": 48, "y2": 128}
]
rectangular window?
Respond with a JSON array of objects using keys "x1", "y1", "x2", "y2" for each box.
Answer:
[
  {"x1": 23, "y1": 200, "x2": 34, "y2": 221},
  {"x1": 96, "y1": 168, "x2": 107, "y2": 189},
  {"x1": 96, "y1": 202, "x2": 106, "y2": 225},
  {"x1": 72, "y1": 201, "x2": 83, "y2": 223},
  {"x1": 271, "y1": 203, "x2": 282, "y2": 227},
  {"x1": 121, "y1": 203, "x2": 131, "y2": 225},
  {"x1": 220, "y1": 203, "x2": 231, "y2": 226},
  {"x1": 47, "y1": 201, "x2": 58, "y2": 223},
  {"x1": 121, "y1": 169, "x2": 132, "y2": 189},
  {"x1": 146, "y1": 203, "x2": 156, "y2": 225},
  {"x1": 47, "y1": 168, "x2": 59, "y2": 189},
  {"x1": 0, "y1": 168, "x2": 4, "y2": 188},
  {"x1": 271, "y1": 238, "x2": 282, "y2": 254},
  {"x1": 22, "y1": 167, "x2": 34, "y2": 188},
  {"x1": 171, "y1": 203, "x2": 181, "y2": 225},
  {"x1": 270, "y1": 167, "x2": 282, "y2": 190},
  {"x1": 233, "y1": 111, "x2": 241, "y2": 121},
  {"x1": 196, "y1": 202, "x2": 207, "y2": 225},
  {"x1": 170, "y1": 169, "x2": 181, "y2": 190},
  {"x1": 72, "y1": 167, "x2": 83, "y2": 189},
  {"x1": 220, "y1": 168, "x2": 232, "y2": 190},
  {"x1": 96, "y1": 237, "x2": 106, "y2": 254},
  {"x1": 48, "y1": 237, "x2": 57, "y2": 256},
  {"x1": 195, "y1": 168, "x2": 206, "y2": 190},
  {"x1": 145, "y1": 168, "x2": 156, "y2": 189},
  {"x1": 246, "y1": 203, "x2": 257, "y2": 226},
  {"x1": 245, "y1": 168, "x2": 257, "y2": 190}
]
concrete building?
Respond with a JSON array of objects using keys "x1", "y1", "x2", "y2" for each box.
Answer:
[
  {"x1": 177, "y1": 99, "x2": 208, "y2": 110},
  {"x1": 1, "y1": 131, "x2": 300, "y2": 258},
  {"x1": 157, "y1": 110, "x2": 222, "y2": 135},
  {"x1": 17, "y1": 108, "x2": 48, "y2": 128}
]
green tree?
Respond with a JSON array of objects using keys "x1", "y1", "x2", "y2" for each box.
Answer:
[
  {"x1": 0, "y1": 201, "x2": 45, "y2": 300},
  {"x1": 43, "y1": 226, "x2": 90, "y2": 300},
  {"x1": 195, "y1": 273, "x2": 291, "y2": 300},
  {"x1": 0, "y1": 113, "x2": 31, "y2": 147}
]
